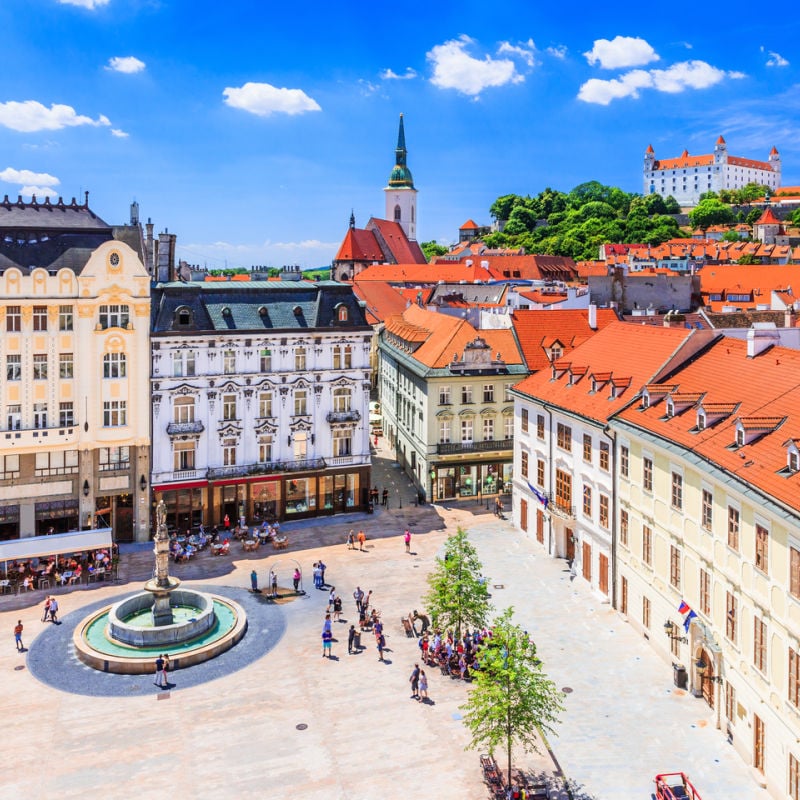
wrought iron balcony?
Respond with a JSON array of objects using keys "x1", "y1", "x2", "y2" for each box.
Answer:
[
  {"x1": 207, "y1": 458, "x2": 327, "y2": 481},
  {"x1": 166, "y1": 420, "x2": 205, "y2": 435},
  {"x1": 436, "y1": 438, "x2": 513, "y2": 455},
  {"x1": 326, "y1": 410, "x2": 362, "y2": 423},
  {"x1": 547, "y1": 494, "x2": 576, "y2": 520}
]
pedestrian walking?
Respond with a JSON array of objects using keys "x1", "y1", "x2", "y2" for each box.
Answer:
[
  {"x1": 357, "y1": 530, "x2": 366, "y2": 551},
  {"x1": 41, "y1": 596, "x2": 51, "y2": 622},
  {"x1": 495, "y1": 496, "x2": 503, "y2": 517},
  {"x1": 293, "y1": 567, "x2": 301, "y2": 592},
  {"x1": 377, "y1": 632, "x2": 386, "y2": 661},
  {"x1": 328, "y1": 588, "x2": 336, "y2": 610},
  {"x1": 404, "y1": 529, "x2": 411, "y2": 553},
  {"x1": 346, "y1": 530, "x2": 354, "y2": 550},
  {"x1": 223, "y1": 513, "x2": 230, "y2": 530},
  {"x1": 419, "y1": 669, "x2": 429, "y2": 700},
  {"x1": 318, "y1": 560, "x2": 326, "y2": 586},
  {"x1": 381, "y1": 488, "x2": 388, "y2": 507},
  {"x1": 48, "y1": 597, "x2": 58, "y2": 623},
  {"x1": 154, "y1": 654, "x2": 165, "y2": 687},
  {"x1": 333, "y1": 596, "x2": 343, "y2": 622},
  {"x1": 353, "y1": 586, "x2": 364, "y2": 612},
  {"x1": 322, "y1": 628, "x2": 333, "y2": 658},
  {"x1": 363, "y1": 589, "x2": 372, "y2": 614},
  {"x1": 348, "y1": 624, "x2": 356, "y2": 654},
  {"x1": 409, "y1": 663, "x2": 420, "y2": 699},
  {"x1": 13, "y1": 620, "x2": 23, "y2": 652},
  {"x1": 250, "y1": 569, "x2": 258, "y2": 592},
  {"x1": 270, "y1": 570, "x2": 278, "y2": 598},
  {"x1": 322, "y1": 613, "x2": 332, "y2": 637}
]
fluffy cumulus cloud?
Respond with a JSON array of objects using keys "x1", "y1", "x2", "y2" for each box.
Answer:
[
  {"x1": 106, "y1": 56, "x2": 146, "y2": 74},
  {"x1": 546, "y1": 45, "x2": 568, "y2": 59},
  {"x1": 578, "y1": 60, "x2": 744, "y2": 105},
  {"x1": 380, "y1": 68, "x2": 417, "y2": 80},
  {"x1": 0, "y1": 100, "x2": 110, "y2": 132},
  {"x1": 223, "y1": 82, "x2": 321, "y2": 117},
  {"x1": 584, "y1": 36, "x2": 659, "y2": 69},
  {"x1": 761, "y1": 47, "x2": 789, "y2": 67},
  {"x1": 111, "y1": 128, "x2": 129, "y2": 138},
  {"x1": 0, "y1": 167, "x2": 59, "y2": 187},
  {"x1": 427, "y1": 35, "x2": 524, "y2": 96},
  {"x1": 497, "y1": 39, "x2": 537, "y2": 68},
  {"x1": 21, "y1": 186, "x2": 59, "y2": 198},
  {"x1": 57, "y1": 0, "x2": 109, "y2": 8}
]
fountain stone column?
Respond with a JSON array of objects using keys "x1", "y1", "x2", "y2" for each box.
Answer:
[{"x1": 143, "y1": 499, "x2": 181, "y2": 626}]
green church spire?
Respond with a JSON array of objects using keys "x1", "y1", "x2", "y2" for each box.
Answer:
[{"x1": 388, "y1": 113, "x2": 414, "y2": 189}]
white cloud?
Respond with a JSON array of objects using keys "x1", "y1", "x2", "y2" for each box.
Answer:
[
  {"x1": 21, "y1": 186, "x2": 60, "y2": 198},
  {"x1": 546, "y1": 45, "x2": 568, "y2": 59},
  {"x1": 106, "y1": 56, "x2": 145, "y2": 74},
  {"x1": 765, "y1": 50, "x2": 789, "y2": 67},
  {"x1": 380, "y1": 68, "x2": 417, "y2": 80},
  {"x1": 584, "y1": 36, "x2": 659, "y2": 69},
  {"x1": 578, "y1": 60, "x2": 744, "y2": 105},
  {"x1": 0, "y1": 101, "x2": 111, "y2": 132},
  {"x1": 427, "y1": 35, "x2": 523, "y2": 96},
  {"x1": 0, "y1": 168, "x2": 59, "y2": 187},
  {"x1": 497, "y1": 39, "x2": 537, "y2": 68},
  {"x1": 223, "y1": 82, "x2": 321, "y2": 117},
  {"x1": 57, "y1": 0, "x2": 109, "y2": 8},
  {"x1": 111, "y1": 128, "x2": 129, "y2": 138}
]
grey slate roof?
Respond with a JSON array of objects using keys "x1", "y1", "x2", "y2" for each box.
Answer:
[
  {"x1": 0, "y1": 197, "x2": 110, "y2": 231},
  {"x1": 151, "y1": 280, "x2": 371, "y2": 334}
]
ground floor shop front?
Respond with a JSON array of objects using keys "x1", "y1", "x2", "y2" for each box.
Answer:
[
  {"x1": 154, "y1": 464, "x2": 371, "y2": 534},
  {"x1": 429, "y1": 460, "x2": 512, "y2": 502}
]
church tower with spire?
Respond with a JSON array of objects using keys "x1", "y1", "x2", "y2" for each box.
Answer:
[{"x1": 384, "y1": 113, "x2": 418, "y2": 241}]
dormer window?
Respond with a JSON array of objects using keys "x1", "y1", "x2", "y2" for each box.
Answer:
[
  {"x1": 790, "y1": 451, "x2": 799, "y2": 472},
  {"x1": 176, "y1": 307, "x2": 192, "y2": 326},
  {"x1": 642, "y1": 393, "x2": 650, "y2": 409},
  {"x1": 697, "y1": 412, "x2": 706, "y2": 431},
  {"x1": 550, "y1": 345, "x2": 562, "y2": 361},
  {"x1": 666, "y1": 398, "x2": 674, "y2": 417},
  {"x1": 736, "y1": 428, "x2": 745, "y2": 447},
  {"x1": 337, "y1": 305, "x2": 348, "y2": 322}
]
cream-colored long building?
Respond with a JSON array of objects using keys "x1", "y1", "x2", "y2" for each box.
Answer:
[{"x1": 0, "y1": 197, "x2": 150, "y2": 542}]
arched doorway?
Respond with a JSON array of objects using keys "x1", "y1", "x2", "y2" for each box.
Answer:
[{"x1": 697, "y1": 648, "x2": 715, "y2": 708}]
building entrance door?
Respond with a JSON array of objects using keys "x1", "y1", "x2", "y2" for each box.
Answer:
[
  {"x1": 701, "y1": 649, "x2": 715, "y2": 709},
  {"x1": 565, "y1": 528, "x2": 575, "y2": 562},
  {"x1": 582, "y1": 541, "x2": 592, "y2": 582}
]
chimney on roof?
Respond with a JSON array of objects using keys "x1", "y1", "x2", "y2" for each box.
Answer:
[
  {"x1": 785, "y1": 308, "x2": 795, "y2": 329},
  {"x1": 747, "y1": 326, "x2": 780, "y2": 358},
  {"x1": 588, "y1": 303, "x2": 597, "y2": 330}
]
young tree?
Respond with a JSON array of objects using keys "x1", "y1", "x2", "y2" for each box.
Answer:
[
  {"x1": 420, "y1": 240, "x2": 449, "y2": 261},
  {"x1": 424, "y1": 527, "x2": 491, "y2": 639},
  {"x1": 461, "y1": 608, "x2": 564, "y2": 790}
]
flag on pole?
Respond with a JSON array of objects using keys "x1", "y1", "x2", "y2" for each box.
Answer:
[
  {"x1": 678, "y1": 600, "x2": 690, "y2": 615},
  {"x1": 683, "y1": 610, "x2": 697, "y2": 633},
  {"x1": 527, "y1": 482, "x2": 549, "y2": 508}
]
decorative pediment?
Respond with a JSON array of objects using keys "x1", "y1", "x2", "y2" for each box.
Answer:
[
  {"x1": 217, "y1": 421, "x2": 242, "y2": 437},
  {"x1": 289, "y1": 418, "x2": 313, "y2": 432},
  {"x1": 254, "y1": 419, "x2": 278, "y2": 435},
  {"x1": 173, "y1": 383, "x2": 200, "y2": 396}
]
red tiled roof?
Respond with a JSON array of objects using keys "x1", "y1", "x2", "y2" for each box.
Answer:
[
  {"x1": 334, "y1": 227, "x2": 385, "y2": 262},
  {"x1": 460, "y1": 219, "x2": 479, "y2": 230},
  {"x1": 755, "y1": 207, "x2": 782, "y2": 226},
  {"x1": 653, "y1": 153, "x2": 715, "y2": 170},
  {"x1": 351, "y1": 280, "x2": 409, "y2": 325},
  {"x1": 368, "y1": 218, "x2": 427, "y2": 264},
  {"x1": 355, "y1": 262, "x2": 492, "y2": 283},
  {"x1": 511, "y1": 308, "x2": 619, "y2": 373}
]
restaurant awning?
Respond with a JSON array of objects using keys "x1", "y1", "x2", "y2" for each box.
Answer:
[{"x1": 0, "y1": 528, "x2": 113, "y2": 563}]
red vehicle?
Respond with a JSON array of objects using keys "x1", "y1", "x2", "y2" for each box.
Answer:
[{"x1": 654, "y1": 772, "x2": 701, "y2": 800}]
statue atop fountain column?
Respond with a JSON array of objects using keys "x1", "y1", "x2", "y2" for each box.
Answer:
[{"x1": 145, "y1": 499, "x2": 180, "y2": 626}]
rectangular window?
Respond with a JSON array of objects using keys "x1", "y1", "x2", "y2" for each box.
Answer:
[
  {"x1": 333, "y1": 388, "x2": 351, "y2": 413},
  {"x1": 671, "y1": 472, "x2": 683, "y2": 510},
  {"x1": 643, "y1": 457, "x2": 653, "y2": 492},
  {"x1": 59, "y1": 402, "x2": 74, "y2": 427},
  {"x1": 295, "y1": 347, "x2": 306, "y2": 371},
  {"x1": 754, "y1": 715, "x2": 765, "y2": 774},
  {"x1": 173, "y1": 441, "x2": 195, "y2": 471},
  {"x1": 521, "y1": 452, "x2": 529, "y2": 479},
  {"x1": 173, "y1": 398, "x2": 195, "y2": 424},
  {"x1": 33, "y1": 353, "x2": 47, "y2": 380},
  {"x1": 483, "y1": 384, "x2": 494, "y2": 403},
  {"x1": 223, "y1": 350, "x2": 236, "y2": 374},
  {"x1": 1, "y1": 454, "x2": 20, "y2": 479},
  {"x1": 59, "y1": 353, "x2": 73, "y2": 379},
  {"x1": 642, "y1": 595, "x2": 651, "y2": 629},
  {"x1": 172, "y1": 350, "x2": 196, "y2": 377},
  {"x1": 258, "y1": 437, "x2": 273, "y2": 464},
  {"x1": 222, "y1": 394, "x2": 237, "y2": 421},
  {"x1": 521, "y1": 408, "x2": 528, "y2": 433},
  {"x1": 294, "y1": 390, "x2": 307, "y2": 416},
  {"x1": 599, "y1": 494, "x2": 609, "y2": 528},
  {"x1": 537, "y1": 414, "x2": 545, "y2": 440},
  {"x1": 439, "y1": 420, "x2": 450, "y2": 444},
  {"x1": 102, "y1": 400, "x2": 126, "y2": 427},
  {"x1": 98, "y1": 304, "x2": 129, "y2": 329},
  {"x1": 791, "y1": 546, "x2": 800, "y2": 599},
  {"x1": 754, "y1": 616, "x2": 767, "y2": 673},
  {"x1": 728, "y1": 507, "x2": 740, "y2": 551},
  {"x1": 725, "y1": 681, "x2": 736, "y2": 724},
  {"x1": 33, "y1": 402, "x2": 48, "y2": 429},
  {"x1": 599, "y1": 441, "x2": 610, "y2": 471},
  {"x1": 258, "y1": 392, "x2": 273, "y2": 418},
  {"x1": 332, "y1": 429, "x2": 352, "y2": 457},
  {"x1": 670, "y1": 545, "x2": 681, "y2": 589},
  {"x1": 620, "y1": 445, "x2": 629, "y2": 478},
  {"x1": 620, "y1": 575, "x2": 628, "y2": 615},
  {"x1": 461, "y1": 419, "x2": 473, "y2": 443},
  {"x1": 504, "y1": 383, "x2": 513, "y2": 402},
  {"x1": 620, "y1": 510, "x2": 629, "y2": 547},
  {"x1": 536, "y1": 458, "x2": 544, "y2": 488},
  {"x1": 557, "y1": 423, "x2": 571, "y2": 451},
  {"x1": 726, "y1": 592, "x2": 737, "y2": 642},
  {"x1": 6, "y1": 405, "x2": 21, "y2": 430},
  {"x1": 755, "y1": 524, "x2": 769, "y2": 574},
  {"x1": 504, "y1": 416, "x2": 514, "y2": 439},
  {"x1": 99, "y1": 446, "x2": 130, "y2": 471},
  {"x1": 702, "y1": 489, "x2": 713, "y2": 530},
  {"x1": 790, "y1": 648, "x2": 800, "y2": 709},
  {"x1": 58, "y1": 305, "x2": 73, "y2": 331},
  {"x1": 34, "y1": 450, "x2": 78, "y2": 476},
  {"x1": 222, "y1": 438, "x2": 237, "y2": 467},
  {"x1": 582, "y1": 485, "x2": 592, "y2": 517},
  {"x1": 103, "y1": 352, "x2": 126, "y2": 378},
  {"x1": 583, "y1": 433, "x2": 592, "y2": 462},
  {"x1": 555, "y1": 469, "x2": 571, "y2": 511},
  {"x1": 461, "y1": 385, "x2": 473, "y2": 404},
  {"x1": 790, "y1": 753, "x2": 800, "y2": 800},
  {"x1": 439, "y1": 385, "x2": 451, "y2": 405},
  {"x1": 700, "y1": 568, "x2": 711, "y2": 615},
  {"x1": 483, "y1": 418, "x2": 494, "y2": 441},
  {"x1": 643, "y1": 525, "x2": 652, "y2": 566},
  {"x1": 33, "y1": 305, "x2": 47, "y2": 331},
  {"x1": 259, "y1": 348, "x2": 272, "y2": 372},
  {"x1": 6, "y1": 305, "x2": 20, "y2": 331},
  {"x1": 6, "y1": 354, "x2": 20, "y2": 381}
]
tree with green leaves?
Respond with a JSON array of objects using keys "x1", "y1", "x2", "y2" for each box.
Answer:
[
  {"x1": 461, "y1": 607, "x2": 564, "y2": 790},
  {"x1": 420, "y1": 240, "x2": 449, "y2": 261},
  {"x1": 424, "y1": 527, "x2": 491, "y2": 639},
  {"x1": 688, "y1": 198, "x2": 735, "y2": 230}
]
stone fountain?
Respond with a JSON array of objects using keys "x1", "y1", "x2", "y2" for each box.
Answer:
[{"x1": 143, "y1": 499, "x2": 181, "y2": 626}]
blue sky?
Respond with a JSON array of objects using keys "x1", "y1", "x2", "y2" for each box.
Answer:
[{"x1": 0, "y1": 0, "x2": 798, "y2": 269}]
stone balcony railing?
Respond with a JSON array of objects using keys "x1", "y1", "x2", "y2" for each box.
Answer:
[
  {"x1": 437, "y1": 438, "x2": 513, "y2": 455},
  {"x1": 166, "y1": 420, "x2": 205, "y2": 435},
  {"x1": 326, "y1": 410, "x2": 362, "y2": 423},
  {"x1": 206, "y1": 458, "x2": 327, "y2": 481}
]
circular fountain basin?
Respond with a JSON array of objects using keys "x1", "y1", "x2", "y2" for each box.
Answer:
[
  {"x1": 73, "y1": 593, "x2": 247, "y2": 674},
  {"x1": 108, "y1": 589, "x2": 215, "y2": 647}
]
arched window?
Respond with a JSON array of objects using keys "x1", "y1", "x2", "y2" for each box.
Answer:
[
  {"x1": 337, "y1": 305, "x2": 348, "y2": 322},
  {"x1": 103, "y1": 352, "x2": 127, "y2": 378},
  {"x1": 394, "y1": 204, "x2": 401, "y2": 222},
  {"x1": 176, "y1": 307, "x2": 192, "y2": 326}
]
